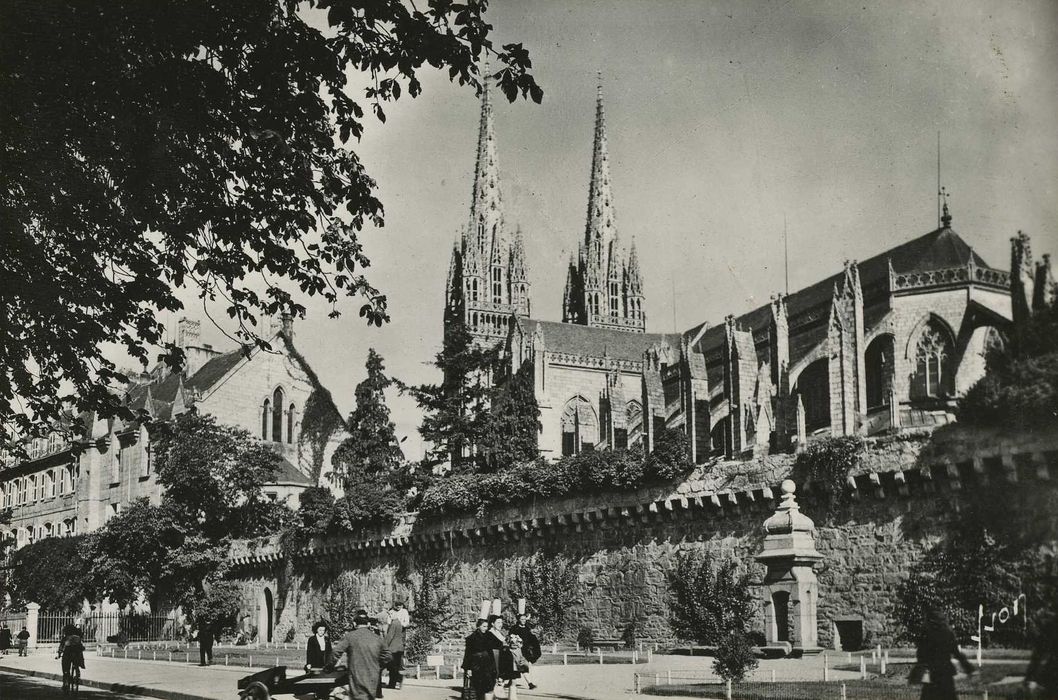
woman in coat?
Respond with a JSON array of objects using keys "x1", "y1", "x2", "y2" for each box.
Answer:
[
  {"x1": 0, "y1": 623, "x2": 11, "y2": 654},
  {"x1": 305, "y1": 620, "x2": 332, "y2": 671},
  {"x1": 462, "y1": 617, "x2": 496, "y2": 700}
]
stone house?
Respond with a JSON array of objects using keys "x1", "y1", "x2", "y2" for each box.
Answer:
[{"x1": 0, "y1": 318, "x2": 347, "y2": 553}]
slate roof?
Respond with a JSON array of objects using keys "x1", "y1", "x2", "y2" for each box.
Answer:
[
  {"x1": 273, "y1": 454, "x2": 313, "y2": 486},
  {"x1": 516, "y1": 318, "x2": 681, "y2": 363},
  {"x1": 687, "y1": 226, "x2": 1000, "y2": 367}
]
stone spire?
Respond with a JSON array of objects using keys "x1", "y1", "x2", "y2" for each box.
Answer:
[
  {"x1": 470, "y1": 75, "x2": 504, "y2": 265},
  {"x1": 563, "y1": 252, "x2": 579, "y2": 324},
  {"x1": 625, "y1": 240, "x2": 643, "y2": 296},
  {"x1": 509, "y1": 226, "x2": 530, "y2": 316},
  {"x1": 583, "y1": 78, "x2": 618, "y2": 288}
]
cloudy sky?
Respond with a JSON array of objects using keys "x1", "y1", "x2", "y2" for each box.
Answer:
[{"x1": 177, "y1": 0, "x2": 1058, "y2": 459}]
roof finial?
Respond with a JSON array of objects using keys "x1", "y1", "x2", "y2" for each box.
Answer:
[{"x1": 939, "y1": 186, "x2": 952, "y2": 228}]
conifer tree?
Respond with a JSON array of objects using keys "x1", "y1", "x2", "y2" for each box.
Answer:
[
  {"x1": 330, "y1": 349, "x2": 407, "y2": 528},
  {"x1": 332, "y1": 348, "x2": 404, "y2": 485},
  {"x1": 482, "y1": 363, "x2": 540, "y2": 471},
  {"x1": 402, "y1": 322, "x2": 500, "y2": 472}
]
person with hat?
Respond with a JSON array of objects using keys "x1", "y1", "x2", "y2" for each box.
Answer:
[
  {"x1": 305, "y1": 620, "x2": 332, "y2": 672},
  {"x1": 381, "y1": 609, "x2": 405, "y2": 690},
  {"x1": 331, "y1": 609, "x2": 392, "y2": 700},
  {"x1": 508, "y1": 611, "x2": 540, "y2": 691},
  {"x1": 489, "y1": 615, "x2": 520, "y2": 696}
]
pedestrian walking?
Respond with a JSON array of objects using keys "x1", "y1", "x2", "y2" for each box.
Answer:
[
  {"x1": 194, "y1": 620, "x2": 214, "y2": 666},
  {"x1": 331, "y1": 610, "x2": 391, "y2": 700},
  {"x1": 1024, "y1": 610, "x2": 1058, "y2": 696},
  {"x1": 488, "y1": 614, "x2": 520, "y2": 697},
  {"x1": 909, "y1": 607, "x2": 974, "y2": 700},
  {"x1": 462, "y1": 613, "x2": 495, "y2": 700},
  {"x1": 381, "y1": 610, "x2": 404, "y2": 689},
  {"x1": 16, "y1": 625, "x2": 30, "y2": 656},
  {"x1": 391, "y1": 601, "x2": 410, "y2": 630},
  {"x1": 0, "y1": 623, "x2": 11, "y2": 655},
  {"x1": 508, "y1": 611, "x2": 540, "y2": 691}
]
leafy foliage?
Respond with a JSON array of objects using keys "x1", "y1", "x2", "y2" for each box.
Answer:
[
  {"x1": 481, "y1": 363, "x2": 541, "y2": 472},
  {"x1": 404, "y1": 561, "x2": 458, "y2": 663},
  {"x1": 712, "y1": 631, "x2": 760, "y2": 683},
  {"x1": 895, "y1": 483, "x2": 1055, "y2": 646},
  {"x1": 669, "y1": 550, "x2": 756, "y2": 645},
  {"x1": 89, "y1": 412, "x2": 290, "y2": 613},
  {"x1": 192, "y1": 579, "x2": 244, "y2": 638},
  {"x1": 298, "y1": 388, "x2": 346, "y2": 483},
  {"x1": 510, "y1": 553, "x2": 582, "y2": 644},
  {"x1": 960, "y1": 301, "x2": 1058, "y2": 428},
  {"x1": 324, "y1": 573, "x2": 363, "y2": 635},
  {"x1": 791, "y1": 436, "x2": 863, "y2": 514},
  {"x1": 333, "y1": 349, "x2": 404, "y2": 483},
  {"x1": 418, "y1": 442, "x2": 691, "y2": 518},
  {"x1": 1, "y1": 0, "x2": 540, "y2": 452},
  {"x1": 645, "y1": 426, "x2": 693, "y2": 481},
  {"x1": 6, "y1": 534, "x2": 95, "y2": 612}
]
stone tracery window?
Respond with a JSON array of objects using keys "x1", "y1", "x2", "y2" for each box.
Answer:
[
  {"x1": 261, "y1": 398, "x2": 270, "y2": 440},
  {"x1": 271, "y1": 388, "x2": 285, "y2": 443},
  {"x1": 911, "y1": 322, "x2": 954, "y2": 399},
  {"x1": 561, "y1": 397, "x2": 598, "y2": 456}
]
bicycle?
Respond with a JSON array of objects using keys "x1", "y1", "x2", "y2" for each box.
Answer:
[{"x1": 62, "y1": 664, "x2": 81, "y2": 696}]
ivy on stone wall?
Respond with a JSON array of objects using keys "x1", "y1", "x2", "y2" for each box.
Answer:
[
  {"x1": 418, "y1": 443, "x2": 694, "y2": 518},
  {"x1": 509, "y1": 552, "x2": 582, "y2": 644},
  {"x1": 299, "y1": 387, "x2": 344, "y2": 482},
  {"x1": 790, "y1": 435, "x2": 864, "y2": 516},
  {"x1": 403, "y1": 561, "x2": 459, "y2": 663}
]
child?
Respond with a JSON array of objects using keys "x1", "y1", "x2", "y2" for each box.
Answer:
[{"x1": 16, "y1": 625, "x2": 30, "y2": 656}]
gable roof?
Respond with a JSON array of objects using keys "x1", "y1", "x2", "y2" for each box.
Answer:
[{"x1": 515, "y1": 318, "x2": 680, "y2": 364}]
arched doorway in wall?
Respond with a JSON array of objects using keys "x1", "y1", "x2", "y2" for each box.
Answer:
[
  {"x1": 772, "y1": 591, "x2": 790, "y2": 643},
  {"x1": 793, "y1": 359, "x2": 830, "y2": 433},
  {"x1": 258, "y1": 587, "x2": 274, "y2": 643}
]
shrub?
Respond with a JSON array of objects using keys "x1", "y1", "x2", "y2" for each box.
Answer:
[
  {"x1": 713, "y1": 632, "x2": 759, "y2": 683},
  {"x1": 576, "y1": 626, "x2": 596, "y2": 651},
  {"x1": 669, "y1": 550, "x2": 756, "y2": 645},
  {"x1": 791, "y1": 435, "x2": 863, "y2": 514},
  {"x1": 645, "y1": 427, "x2": 693, "y2": 481},
  {"x1": 510, "y1": 553, "x2": 582, "y2": 644},
  {"x1": 403, "y1": 561, "x2": 458, "y2": 664},
  {"x1": 959, "y1": 353, "x2": 1058, "y2": 429}
]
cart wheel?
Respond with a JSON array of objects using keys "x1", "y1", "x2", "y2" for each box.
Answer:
[{"x1": 239, "y1": 681, "x2": 271, "y2": 700}]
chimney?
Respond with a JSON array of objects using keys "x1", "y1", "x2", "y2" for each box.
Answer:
[{"x1": 281, "y1": 313, "x2": 294, "y2": 343}]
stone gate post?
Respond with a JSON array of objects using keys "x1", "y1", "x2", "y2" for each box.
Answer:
[
  {"x1": 755, "y1": 480, "x2": 823, "y2": 656},
  {"x1": 26, "y1": 602, "x2": 40, "y2": 650}
]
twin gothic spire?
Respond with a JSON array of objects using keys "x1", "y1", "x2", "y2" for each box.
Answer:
[{"x1": 446, "y1": 74, "x2": 646, "y2": 346}]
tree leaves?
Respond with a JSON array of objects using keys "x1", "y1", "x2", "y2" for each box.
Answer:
[{"x1": 0, "y1": 0, "x2": 541, "y2": 451}]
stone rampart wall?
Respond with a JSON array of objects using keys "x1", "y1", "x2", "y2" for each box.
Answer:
[{"x1": 229, "y1": 427, "x2": 1058, "y2": 648}]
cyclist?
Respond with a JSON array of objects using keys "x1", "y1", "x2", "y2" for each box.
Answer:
[{"x1": 57, "y1": 624, "x2": 85, "y2": 694}]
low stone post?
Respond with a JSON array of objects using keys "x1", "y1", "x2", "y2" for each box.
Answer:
[{"x1": 25, "y1": 602, "x2": 40, "y2": 650}]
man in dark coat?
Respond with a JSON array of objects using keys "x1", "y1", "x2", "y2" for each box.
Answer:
[
  {"x1": 332, "y1": 610, "x2": 391, "y2": 700},
  {"x1": 912, "y1": 607, "x2": 974, "y2": 700},
  {"x1": 508, "y1": 613, "x2": 540, "y2": 690},
  {"x1": 16, "y1": 626, "x2": 30, "y2": 656},
  {"x1": 381, "y1": 611, "x2": 404, "y2": 689},
  {"x1": 194, "y1": 620, "x2": 214, "y2": 666},
  {"x1": 0, "y1": 623, "x2": 12, "y2": 654}
]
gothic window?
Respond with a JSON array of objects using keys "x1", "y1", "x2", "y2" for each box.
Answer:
[
  {"x1": 560, "y1": 397, "x2": 599, "y2": 456},
  {"x1": 44, "y1": 471, "x2": 55, "y2": 499},
  {"x1": 609, "y1": 281, "x2": 620, "y2": 316},
  {"x1": 262, "y1": 398, "x2": 270, "y2": 440},
  {"x1": 795, "y1": 359, "x2": 830, "y2": 431},
  {"x1": 272, "y1": 388, "x2": 285, "y2": 443},
  {"x1": 492, "y1": 267, "x2": 503, "y2": 304},
  {"x1": 626, "y1": 400, "x2": 643, "y2": 435},
  {"x1": 41, "y1": 522, "x2": 52, "y2": 538},
  {"x1": 911, "y1": 322, "x2": 954, "y2": 399},
  {"x1": 287, "y1": 403, "x2": 296, "y2": 444},
  {"x1": 865, "y1": 335, "x2": 894, "y2": 410},
  {"x1": 984, "y1": 327, "x2": 1006, "y2": 361}
]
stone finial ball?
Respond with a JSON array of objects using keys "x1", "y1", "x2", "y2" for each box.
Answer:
[{"x1": 781, "y1": 479, "x2": 796, "y2": 495}]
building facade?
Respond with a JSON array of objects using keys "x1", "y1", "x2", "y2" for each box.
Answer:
[{"x1": 0, "y1": 318, "x2": 347, "y2": 552}]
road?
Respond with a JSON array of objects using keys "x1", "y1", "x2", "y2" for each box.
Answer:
[{"x1": 0, "y1": 672, "x2": 158, "y2": 699}]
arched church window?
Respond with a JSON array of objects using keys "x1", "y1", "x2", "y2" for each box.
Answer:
[
  {"x1": 492, "y1": 267, "x2": 503, "y2": 304},
  {"x1": 795, "y1": 359, "x2": 830, "y2": 431},
  {"x1": 865, "y1": 335, "x2": 894, "y2": 410},
  {"x1": 272, "y1": 388, "x2": 285, "y2": 443},
  {"x1": 560, "y1": 397, "x2": 598, "y2": 456},
  {"x1": 911, "y1": 322, "x2": 954, "y2": 399},
  {"x1": 287, "y1": 403, "x2": 296, "y2": 444},
  {"x1": 261, "y1": 399, "x2": 270, "y2": 440},
  {"x1": 609, "y1": 282, "x2": 619, "y2": 316}
]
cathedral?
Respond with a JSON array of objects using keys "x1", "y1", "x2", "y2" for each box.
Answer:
[{"x1": 444, "y1": 78, "x2": 1055, "y2": 464}]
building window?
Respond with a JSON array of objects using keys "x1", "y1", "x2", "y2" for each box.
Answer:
[
  {"x1": 287, "y1": 404, "x2": 296, "y2": 444},
  {"x1": 44, "y1": 471, "x2": 55, "y2": 499},
  {"x1": 911, "y1": 323, "x2": 954, "y2": 399},
  {"x1": 609, "y1": 281, "x2": 620, "y2": 316},
  {"x1": 41, "y1": 522, "x2": 52, "y2": 539},
  {"x1": 120, "y1": 435, "x2": 142, "y2": 481},
  {"x1": 560, "y1": 397, "x2": 599, "y2": 456},
  {"x1": 271, "y1": 388, "x2": 285, "y2": 443},
  {"x1": 865, "y1": 335, "x2": 894, "y2": 410},
  {"x1": 795, "y1": 359, "x2": 831, "y2": 432},
  {"x1": 469, "y1": 279, "x2": 479, "y2": 303},
  {"x1": 262, "y1": 398, "x2": 270, "y2": 440},
  {"x1": 492, "y1": 267, "x2": 503, "y2": 304}
]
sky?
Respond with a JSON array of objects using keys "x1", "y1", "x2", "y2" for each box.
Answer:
[{"x1": 172, "y1": 0, "x2": 1058, "y2": 460}]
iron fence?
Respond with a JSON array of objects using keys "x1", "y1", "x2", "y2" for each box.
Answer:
[
  {"x1": 37, "y1": 612, "x2": 183, "y2": 644},
  {"x1": 636, "y1": 674, "x2": 1022, "y2": 700}
]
